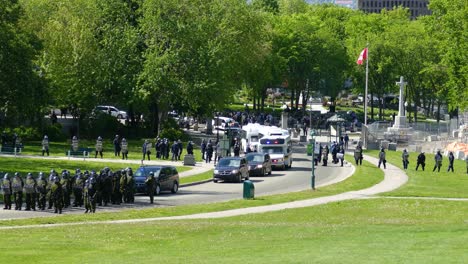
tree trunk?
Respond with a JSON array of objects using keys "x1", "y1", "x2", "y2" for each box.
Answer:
[
  {"x1": 253, "y1": 96, "x2": 256, "y2": 110},
  {"x1": 261, "y1": 90, "x2": 265, "y2": 111}
]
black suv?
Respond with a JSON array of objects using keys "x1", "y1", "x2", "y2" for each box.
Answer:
[
  {"x1": 213, "y1": 157, "x2": 249, "y2": 183},
  {"x1": 134, "y1": 165, "x2": 179, "y2": 195},
  {"x1": 245, "y1": 153, "x2": 272, "y2": 176}
]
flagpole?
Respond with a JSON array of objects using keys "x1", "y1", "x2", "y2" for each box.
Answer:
[{"x1": 364, "y1": 44, "x2": 369, "y2": 125}]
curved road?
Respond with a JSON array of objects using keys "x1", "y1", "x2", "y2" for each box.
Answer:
[
  {"x1": 155, "y1": 145, "x2": 352, "y2": 206},
  {"x1": 0, "y1": 144, "x2": 353, "y2": 219}
]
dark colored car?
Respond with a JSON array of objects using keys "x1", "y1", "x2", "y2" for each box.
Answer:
[
  {"x1": 245, "y1": 153, "x2": 272, "y2": 176},
  {"x1": 134, "y1": 165, "x2": 179, "y2": 195},
  {"x1": 213, "y1": 157, "x2": 249, "y2": 183}
]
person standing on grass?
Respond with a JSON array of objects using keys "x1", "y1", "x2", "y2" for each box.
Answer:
[
  {"x1": 378, "y1": 148, "x2": 386, "y2": 169},
  {"x1": 71, "y1": 136, "x2": 79, "y2": 152},
  {"x1": 95, "y1": 136, "x2": 103, "y2": 159},
  {"x1": 113, "y1": 135, "x2": 121, "y2": 157},
  {"x1": 402, "y1": 149, "x2": 409, "y2": 170},
  {"x1": 42, "y1": 135, "x2": 49, "y2": 156},
  {"x1": 433, "y1": 150, "x2": 443, "y2": 172},
  {"x1": 447, "y1": 152, "x2": 455, "y2": 172},
  {"x1": 142, "y1": 139, "x2": 151, "y2": 161},
  {"x1": 121, "y1": 138, "x2": 128, "y2": 160},
  {"x1": 416, "y1": 152, "x2": 426, "y2": 171}
]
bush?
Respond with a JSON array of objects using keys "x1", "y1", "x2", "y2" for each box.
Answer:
[
  {"x1": 83, "y1": 113, "x2": 125, "y2": 139},
  {"x1": 159, "y1": 128, "x2": 189, "y2": 142},
  {"x1": 43, "y1": 123, "x2": 66, "y2": 141},
  {"x1": 5, "y1": 126, "x2": 41, "y2": 141}
]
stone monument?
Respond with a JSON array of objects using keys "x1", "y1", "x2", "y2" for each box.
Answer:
[{"x1": 384, "y1": 76, "x2": 413, "y2": 142}]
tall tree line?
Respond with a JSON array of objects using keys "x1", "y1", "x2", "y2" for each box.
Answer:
[{"x1": 0, "y1": 0, "x2": 465, "y2": 131}]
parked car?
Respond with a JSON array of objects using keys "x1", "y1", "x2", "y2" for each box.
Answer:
[
  {"x1": 134, "y1": 165, "x2": 179, "y2": 195},
  {"x1": 94, "y1": 105, "x2": 127, "y2": 119},
  {"x1": 213, "y1": 157, "x2": 249, "y2": 183},
  {"x1": 245, "y1": 153, "x2": 272, "y2": 176}
]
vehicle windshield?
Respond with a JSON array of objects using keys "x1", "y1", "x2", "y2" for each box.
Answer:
[
  {"x1": 135, "y1": 167, "x2": 160, "y2": 177},
  {"x1": 246, "y1": 155, "x2": 263, "y2": 162},
  {"x1": 262, "y1": 146, "x2": 284, "y2": 154},
  {"x1": 218, "y1": 159, "x2": 240, "y2": 167}
]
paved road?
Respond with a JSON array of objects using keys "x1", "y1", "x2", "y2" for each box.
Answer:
[{"x1": 0, "y1": 142, "x2": 353, "y2": 220}]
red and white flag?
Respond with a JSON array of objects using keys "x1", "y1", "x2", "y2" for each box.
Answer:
[{"x1": 356, "y1": 48, "x2": 368, "y2": 65}]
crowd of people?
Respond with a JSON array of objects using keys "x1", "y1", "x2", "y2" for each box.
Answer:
[{"x1": 1, "y1": 167, "x2": 137, "y2": 214}]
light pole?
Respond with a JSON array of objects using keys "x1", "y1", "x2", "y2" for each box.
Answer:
[{"x1": 310, "y1": 129, "x2": 316, "y2": 190}]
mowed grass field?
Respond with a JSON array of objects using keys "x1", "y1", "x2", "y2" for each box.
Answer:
[
  {"x1": 19, "y1": 139, "x2": 205, "y2": 162},
  {"x1": 0, "y1": 156, "x2": 192, "y2": 175},
  {"x1": 366, "y1": 150, "x2": 468, "y2": 198},
  {"x1": 1, "y1": 199, "x2": 467, "y2": 263}
]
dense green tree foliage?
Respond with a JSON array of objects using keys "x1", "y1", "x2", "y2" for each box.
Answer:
[
  {"x1": 0, "y1": 0, "x2": 45, "y2": 126},
  {"x1": 0, "y1": 0, "x2": 465, "y2": 131}
]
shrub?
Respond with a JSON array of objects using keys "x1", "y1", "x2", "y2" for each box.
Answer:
[
  {"x1": 43, "y1": 123, "x2": 66, "y2": 141},
  {"x1": 159, "y1": 127, "x2": 189, "y2": 142}
]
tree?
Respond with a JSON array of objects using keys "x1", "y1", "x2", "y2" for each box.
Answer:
[
  {"x1": 0, "y1": 0, "x2": 45, "y2": 126},
  {"x1": 140, "y1": 0, "x2": 266, "y2": 134}
]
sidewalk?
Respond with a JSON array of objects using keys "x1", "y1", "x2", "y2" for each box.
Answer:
[{"x1": 0, "y1": 154, "x2": 408, "y2": 229}]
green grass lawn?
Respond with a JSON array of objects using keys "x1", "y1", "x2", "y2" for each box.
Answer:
[
  {"x1": 180, "y1": 170, "x2": 213, "y2": 185},
  {"x1": 0, "y1": 156, "x2": 192, "y2": 175},
  {"x1": 366, "y1": 150, "x2": 468, "y2": 198},
  {"x1": 1, "y1": 198, "x2": 467, "y2": 263},
  {"x1": 19, "y1": 139, "x2": 205, "y2": 162},
  {"x1": 0, "y1": 157, "x2": 383, "y2": 227}
]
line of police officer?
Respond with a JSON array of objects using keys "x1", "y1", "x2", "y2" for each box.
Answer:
[{"x1": 1, "y1": 167, "x2": 136, "y2": 214}]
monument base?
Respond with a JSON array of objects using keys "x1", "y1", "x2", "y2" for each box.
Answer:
[
  {"x1": 393, "y1": 116, "x2": 408, "y2": 129},
  {"x1": 384, "y1": 127, "x2": 413, "y2": 142}
]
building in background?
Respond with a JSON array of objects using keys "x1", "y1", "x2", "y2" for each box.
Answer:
[{"x1": 357, "y1": 0, "x2": 431, "y2": 19}]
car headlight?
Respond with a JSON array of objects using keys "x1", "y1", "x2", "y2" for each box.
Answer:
[
  {"x1": 256, "y1": 165, "x2": 263, "y2": 168},
  {"x1": 214, "y1": 170, "x2": 219, "y2": 174},
  {"x1": 232, "y1": 170, "x2": 238, "y2": 174}
]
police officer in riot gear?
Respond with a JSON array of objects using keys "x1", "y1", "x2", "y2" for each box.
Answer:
[
  {"x1": 51, "y1": 176, "x2": 63, "y2": 214},
  {"x1": 24, "y1": 173, "x2": 37, "y2": 211},
  {"x1": 121, "y1": 138, "x2": 128, "y2": 160},
  {"x1": 12, "y1": 172, "x2": 24, "y2": 210},
  {"x1": 84, "y1": 171, "x2": 97, "y2": 213},
  {"x1": 42, "y1": 135, "x2": 50, "y2": 156},
  {"x1": 95, "y1": 136, "x2": 104, "y2": 158},
  {"x1": 60, "y1": 171, "x2": 72, "y2": 208},
  {"x1": 47, "y1": 169, "x2": 57, "y2": 209},
  {"x1": 145, "y1": 172, "x2": 156, "y2": 204},
  {"x1": 1, "y1": 173, "x2": 12, "y2": 210},
  {"x1": 72, "y1": 169, "x2": 84, "y2": 207},
  {"x1": 36, "y1": 172, "x2": 47, "y2": 210},
  {"x1": 111, "y1": 170, "x2": 121, "y2": 205}
]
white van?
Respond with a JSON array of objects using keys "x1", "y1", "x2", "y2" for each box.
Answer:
[{"x1": 258, "y1": 135, "x2": 292, "y2": 170}]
